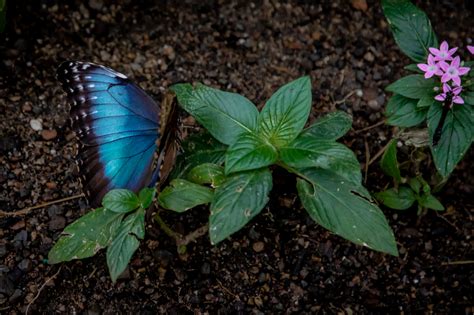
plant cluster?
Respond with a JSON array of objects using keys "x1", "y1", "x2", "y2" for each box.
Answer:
[
  {"x1": 48, "y1": 0, "x2": 472, "y2": 282},
  {"x1": 375, "y1": 140, "x2": 444, "y2": 214},
  {"x1": 382, "y1": 0, "x2": 474, "y2": 178}
]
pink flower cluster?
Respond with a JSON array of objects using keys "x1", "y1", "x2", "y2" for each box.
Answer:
[{"x1": 417, "y1": 41, "x2": 473, "y2": 104}]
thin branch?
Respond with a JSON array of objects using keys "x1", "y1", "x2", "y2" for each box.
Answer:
[
  {"x1": 368, "y1": 140, "x2": 393, "y2": 167},
  {"x1": 441, "y1": 260, "x2": 474, "y2": 266},
  {"x1": 364, "y1": 137, "x2": 370, "y2": 183},
  {"x1": 354, "y1": 120, "x2": 385, "y2": 134},
  {"x1": 0, "y1": 194, "x2": 85, "y2": 218},
  {"x1": 333, "y1": 90, "x2": 356, "y2": 105},
  {"x1": 25, "y1": 266, "x2": 62, "y2": 315},
  {"x1": 177, "y1": 224, "x2": 208, "y2": 247}
]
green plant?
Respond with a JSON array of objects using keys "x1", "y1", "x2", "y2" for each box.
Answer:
[
  {"x1": 48, "y1": 188, "x2": 155, "y2": 282},
  {"x1": 382, "y1": 0, "x2": 473, "y2": 177},
  {"x1": 48, "y1": 77, "x2": 400, "y2": 282},
  {"x1": 159, "y1": 77, "x2": 398, "y2": 256},
  {"x1": 0, "y1": 0, "x2": 6, "y2": 32},
  {"x1": 375, "y1": 140, "x2": 444, "y2": 214}
]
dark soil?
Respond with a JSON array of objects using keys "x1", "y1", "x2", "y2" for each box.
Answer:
[{"x1": 1, "y1": 0, "x2": 473, "y2": 313}]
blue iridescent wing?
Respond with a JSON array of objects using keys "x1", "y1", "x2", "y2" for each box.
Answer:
[{"x1": 57, "y1": 61, "x2": 161, "y2": 206}]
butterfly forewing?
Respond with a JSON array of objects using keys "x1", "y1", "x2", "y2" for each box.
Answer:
[{"x1": 57, "y1": 61, "x2": 162, "y2": 206}]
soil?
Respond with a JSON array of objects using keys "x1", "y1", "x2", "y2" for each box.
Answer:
[{"x1": 1, "y1": 0, "x2": 473, "y2": 314}]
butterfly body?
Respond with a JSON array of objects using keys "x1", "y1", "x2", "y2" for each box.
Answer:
[{"x1": 57, "y1": 61, "x2": 169, "y2": 206}]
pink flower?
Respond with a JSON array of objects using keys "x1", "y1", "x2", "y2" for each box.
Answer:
[
  {"x1": 429, "y1": 41, "x2": 458, "y2": 61},
  {"x1": 417, "y1": 54, "x2": 443, "y2": 78},
  {"x1": 434, "y1": 83, "x2": 463, "y2": 104},
  {"x1": 438, "y1": 56, "x2": 470, "y2": 86},
  {"x1": 468, "y1": 45, "x2": 474, "y2": 55}
]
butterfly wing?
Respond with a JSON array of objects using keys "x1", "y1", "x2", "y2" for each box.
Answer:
[{"x1": 57, "y1": 61, "x2": 161, "y2": 206}]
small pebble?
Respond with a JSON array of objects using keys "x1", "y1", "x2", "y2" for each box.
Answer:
[
  {"x1": 41, "y1": 129, "x2": 57, "y2": 140},
  {"x1": 29, "y1": 119, "x2": 43, "y2": 131},
  {"x1": 253, "y1": 241, "x2": 265, "y2": 253},
  {"x1": 351, "y1": 0, "x2": 368, "y2": 11}
]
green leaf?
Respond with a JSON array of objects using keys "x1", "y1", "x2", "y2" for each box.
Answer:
[
  {"x1": 170, "y1": 131, "x2": 227, "y2": 180},
  {"x1": 138, "y1": 188, "x2": 156, "y2": 209},
  {"x1": 225, "y1": 132, "x2": 278, "y2": 174},
  {"x1": 417, "y1": 94, "x2": 436, "y2": 108},
  {"x1": 0, "y1": 0, "x2": 5, "y2": 33},
  {"x1": 380, "y1": 139, "x2": 401, "y2": 183},
  {"x1": 280, "y1": 134, "x2": 361, "y2": 185},
  {"x1": 107, "y1": 208, "x2": 145, "y2": 282},
  {"x1": 187, "y1": 163, "x2": 226, "y2": 187},
  {"x1": 382, "y1": 0, "x2": 438, "y2": 62},
  {"x1": 297, "y1": 168, "x2": 398, "y2": 256},
  {"x1": 408, "y1": 177, "x2": 421, "y2": 194},
  {"x1": 48, "y1": 208, "x2": 123, "y2": 264},
  {"x1": 386, "y1": 75, "x2": 436, "y2": 99},
  {"x1": 374, "y1": 186, "x2": 416, "y2": 210},
  {"x1": 419, "y1": 194, "x2": 444, "y2": 211},
  {"x1": 158, "y1": 179, "x2": 214, "y2": 212},
  {"x1": 302, "y1": 111, "x2": 352, "y2": 140},
  {"x1": 404, "y1": 64, "x2": 423, "y2": 73},
  {"x1": 171, "y1": 83, "x2": 258, "y2": 145},
  {"x1": 102, "y1": 189, "x2": 140, "y2": 213},
  {"x1": 464, "y1": 91, "x2": 474, "y2": 106},
  {"x1": 258, "y1": 76, "x2": 312, "y2": 147},
  {"x1": 210, "y1": 168, "x2": 272, "y2": 245},
  {"x1": 386, "y1": 94, "x2": 428, "y2": 127},
  {"x1": 428, "y1": 103, "x2": 473, "y2": 177}
]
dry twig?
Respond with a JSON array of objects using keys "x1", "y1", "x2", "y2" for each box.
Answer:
[
  {"x1": 25, "y1": 266, "x2": 62, "y2": 315},
  {"x1": 0, "y1": 194, "x2": 85, "y2": 218}
]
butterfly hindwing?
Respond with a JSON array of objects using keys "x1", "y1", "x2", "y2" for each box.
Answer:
[{"x1": 57, "y1": 61, "x2": 161, "y2": 206}]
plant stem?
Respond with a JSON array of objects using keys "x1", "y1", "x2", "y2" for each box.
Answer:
[
  {"x1": 153, "y1": 212, "x2": 181, "y2": 240},
  {"x1": 276, "y1": 161, "x2": 312, "y2": 183}
]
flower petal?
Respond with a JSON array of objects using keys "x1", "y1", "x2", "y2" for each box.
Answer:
[
  {"x1": 435, "y1": 69, "x2": 444, "y2": 76},
  {"x1": 441, "y1": 73, "x2": 450, "y2": 83},
  {"x1": 442, "y1": 83, "x2": 451, "y2": 93},
  {"x1": 448, "y1": 47, "x2": 458, "y2": 55},
  {"x1": 434, "y1": 94, "x2": 446, "y2": 101},
  {"x1": 452, "y1": 56, "x2": 460, "y2": 68},
  {"x1": 468, "y1": 45, "x2": 474, "y2": 55},
  {"x1": 427, "y1": 54, "x2": 436, "y2": 65},
  {"x1": 452, "y1": 76, "x2": 461, "y2": 86},
  {"x1": 425, "y1": 72, "x2": 434, "y2": 79},
  {"x1": 429, "y1": 47, "x2": 441, "y2": 56},
  {"x1": 458, "y1": 67, "x2": 470, "y2": 75},
  {"x1": 452, "y1": 86, "x2": 462, "y2": 95},
  {"x1": 440, "y1": 41, "x2": 449, "y2": 51},
  {"x1": 438, "y1": 61, "x2": 449, "y2": 71},
  {"x1": 453, "y1": 96, "x2": 464, "y2": 104},
  {"x1": 418, "y1": 63, "x2": 429, "y2": 71}
]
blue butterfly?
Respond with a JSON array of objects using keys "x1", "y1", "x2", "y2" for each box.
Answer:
[{"x1": 57, "y1": 61, "x2": 176, "y2": 206}]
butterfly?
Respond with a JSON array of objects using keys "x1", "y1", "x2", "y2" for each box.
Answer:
[{"x1": 57, "y1": 61, "x2": 178, "y2": 206}]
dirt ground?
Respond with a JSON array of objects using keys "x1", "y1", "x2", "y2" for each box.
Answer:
[{"x1": 0, "y1": 0, "x2": 473, "y2": 313}]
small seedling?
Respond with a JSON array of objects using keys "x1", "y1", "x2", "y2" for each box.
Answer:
[
  {"x1": 375, "y1": 140, "x2": 444, "y2": 215},
  {"x1": 382, "y1": 0, "x2": 473, "y2": 177}
]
